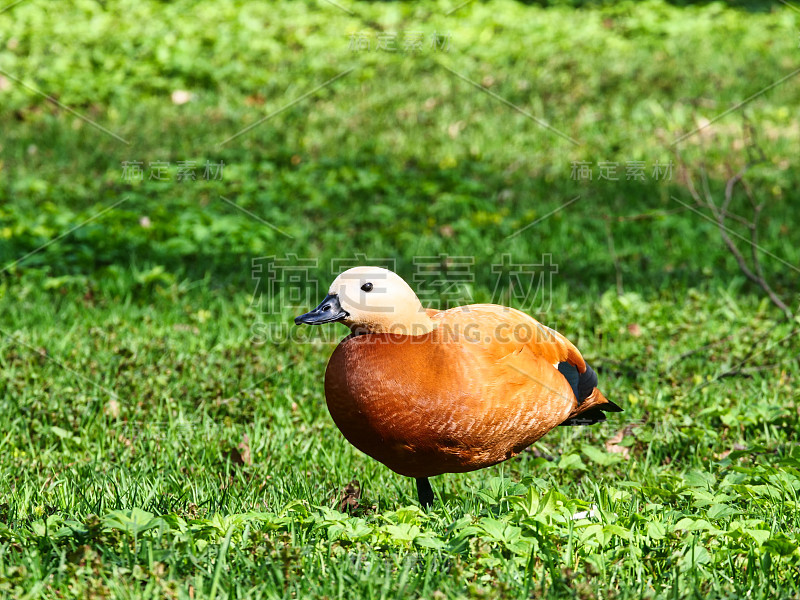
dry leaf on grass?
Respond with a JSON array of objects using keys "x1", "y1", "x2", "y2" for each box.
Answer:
[
  {"x1": 627, "y1": 323, "x2": 642, "y2": 337},
  {"x1": 605, "y1": 430, "x2": 631, "y2": 459},
  {"x1": 605, "y1": 418, "x2": 647, "y2": 459},
  {"x1": 227, "y1": 434, "x2": 252, "y2": 466},
  {"x1": 715, "y1": 443, "x2": 747, "y2": 460},
  {"x1": 338, "y1": 480, "x2": 361, "y2": 513}
]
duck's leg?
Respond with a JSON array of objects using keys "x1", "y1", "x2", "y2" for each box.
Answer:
[{"x1": 415, "y1": 477, "x2": 434, "y2": 508}]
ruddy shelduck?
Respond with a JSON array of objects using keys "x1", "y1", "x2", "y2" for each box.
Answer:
[{"x1": 295, "y1": 266, "x2": 621, "y2": 506}]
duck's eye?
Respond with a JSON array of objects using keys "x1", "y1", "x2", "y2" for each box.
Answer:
[{"x1": 361, "y1": 282, "x2": 374, "y2": 292}]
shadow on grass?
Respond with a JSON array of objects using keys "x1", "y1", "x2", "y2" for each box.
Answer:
[
  {"x1": 363, "y1": 0, "x2": 776, "y2": 12},
  {"x1": 3, "y1": 148, "x2": 798, "y2": 304}
]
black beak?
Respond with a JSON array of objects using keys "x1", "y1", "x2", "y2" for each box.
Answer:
[{"x1": 294, "y1": 294, "x2": 349, "y2": 325}]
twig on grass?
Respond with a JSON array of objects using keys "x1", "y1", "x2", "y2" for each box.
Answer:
[{"x1": 675, "y1": 126, "x2": 795, "y2": 319}]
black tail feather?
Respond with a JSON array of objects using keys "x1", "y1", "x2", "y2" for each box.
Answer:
[
  {"x1": 557, "y1": 362, "x2": 599, "y2": 404},
  {"x1": 577, "y1": 364, "x2": 598, "y2": 402},
  {"x1": 559, "y1": 400, "x2": 624, "y2": 426},
  {"x1": 557, "y1": 362, "x2": 622, "y2": 426}
]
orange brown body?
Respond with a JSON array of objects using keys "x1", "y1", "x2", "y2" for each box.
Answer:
[{"x1": 324, "y1": 305, "x2": 614, "y2": 478}]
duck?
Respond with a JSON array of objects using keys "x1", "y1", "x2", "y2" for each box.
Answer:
[{"x1": 294, "y1": 266, "x2": 621, "y2": 507}]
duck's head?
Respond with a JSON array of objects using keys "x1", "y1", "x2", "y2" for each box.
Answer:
[{"x1": 294, "y1": 266, "x2": 435, "y2": 335}]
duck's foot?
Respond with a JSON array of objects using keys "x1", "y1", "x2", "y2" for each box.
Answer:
[{"x1": 416, "y1": 477, "x2": 434, "y2": 508}]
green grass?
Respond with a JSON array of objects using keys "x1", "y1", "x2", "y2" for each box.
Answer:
[{"x1": 1, "y1": 0, "x2": 800, "y2": 597}]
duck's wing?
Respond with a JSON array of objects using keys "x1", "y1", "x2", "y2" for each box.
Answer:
[
  {"x1": 439, "y1": 304, "x2": 621, "y2": 425},
  {"x1": 490, "y1": 343, "x2": 579, "y2": 428},
  {"x1": 439, "y1": 304, "x2": 587, "y2": 371},
  {"x1": 411, "y1": 338, "x2": 579, "y2": 464}
]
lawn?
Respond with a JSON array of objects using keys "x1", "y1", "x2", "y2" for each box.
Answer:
[{"x1": 1, "y1": 0, "x2": 800, "y2": 598}]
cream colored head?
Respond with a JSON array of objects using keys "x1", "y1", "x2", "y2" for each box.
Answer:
[
  {"x1": 295, "y1": 266, "x2": 434, "y2": 335},
  {"x1": 330, "y1": 267, "x2": 434, "y2": 335}
]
